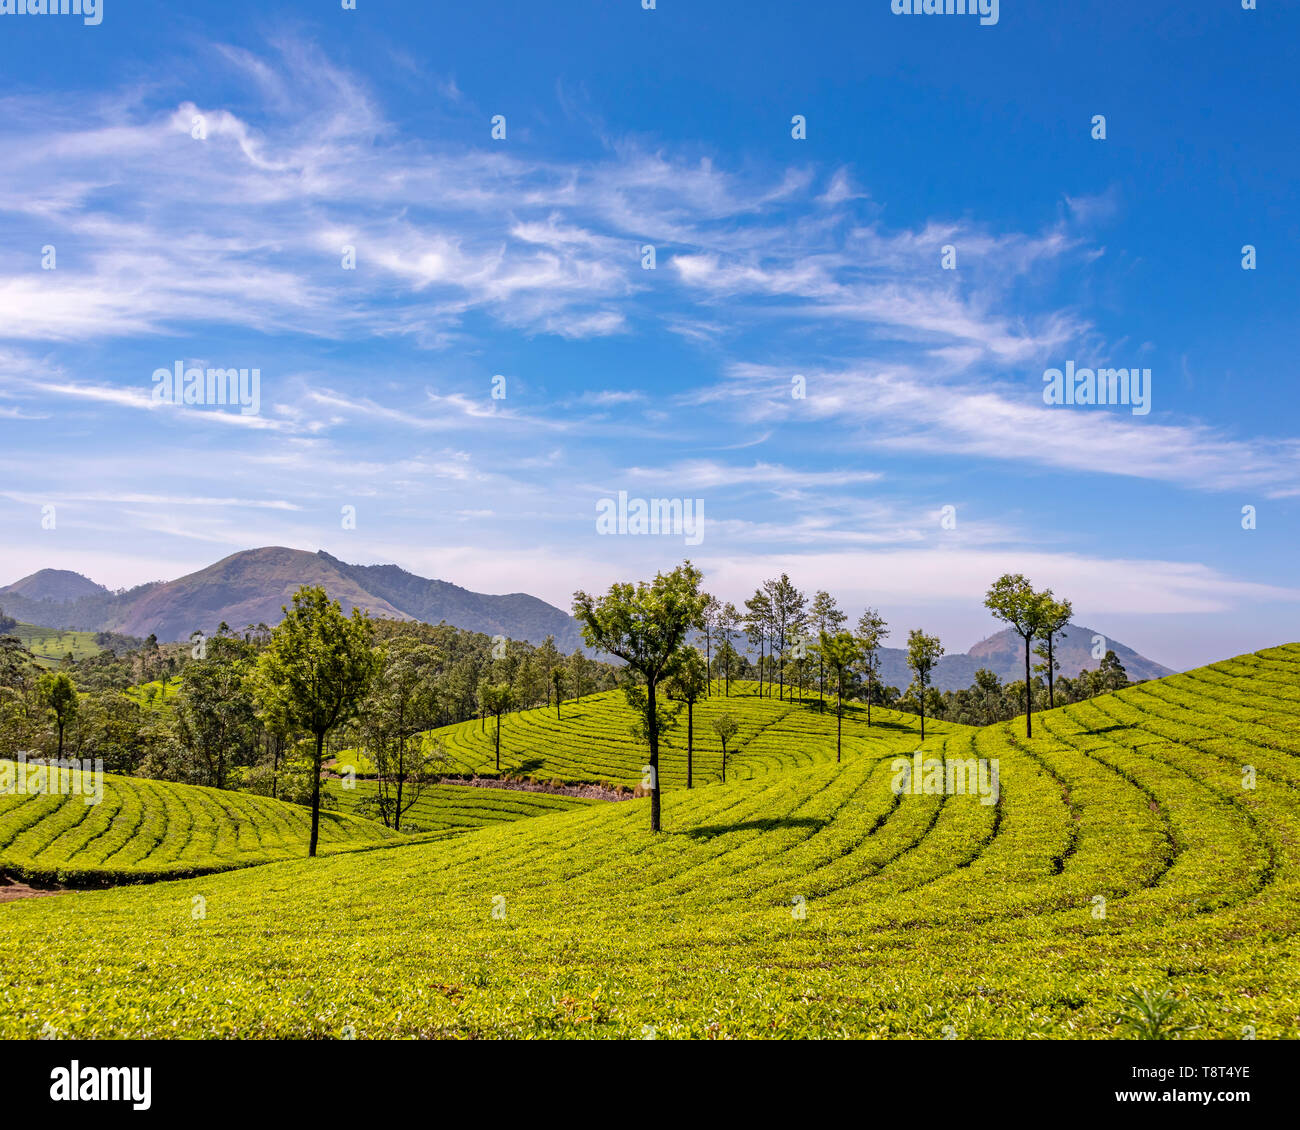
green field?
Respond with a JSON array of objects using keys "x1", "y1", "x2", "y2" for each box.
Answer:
[
  {"x1": 3, "y1": 645, "x2": 1298, "y2": 1038},
  {"x1": 0, "y1": 764, "x2": 406, "y2": 885},
  {"x1": 7, "y1": 622, "x2": 103, "y2": 668}
]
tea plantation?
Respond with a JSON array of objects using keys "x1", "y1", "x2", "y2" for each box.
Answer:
[{"x1": 2, "y1": 647, "x2": 1298, "y2": 1038}]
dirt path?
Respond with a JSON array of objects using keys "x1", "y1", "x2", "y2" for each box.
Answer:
[{"x1": 0, "y1": 879, "x2": 67, "y2": 904}]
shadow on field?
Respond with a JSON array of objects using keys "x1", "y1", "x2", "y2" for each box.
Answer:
[
  {"x1": 1084, "y1": 724, "x2": 1130, "y2": 734},
  {"x1": 681, "y1": 816, "x2": 827, "y2": 839}
]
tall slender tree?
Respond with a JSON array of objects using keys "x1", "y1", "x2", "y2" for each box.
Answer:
[
  {"x1": 743, "y1": 590, "x2": 772, "y2": 697},
  {"x1": 667, "y1": 646, "x2": 708, "y2": 789},
  {"x1": 481, "y1": 682, "x2": 512, "y2": 770},
  {"x1": 819, "y1": 631, "x2": 861, "y2": 763},
  {"x1": 906, "y1": 629, "x2": 944, "y2": 741},
  {"x1": 716, "y1": 601, "x2": 742, "y2": 696},
  {"x1": 763, "y1": 574, "x2": 807, "y2": 701},
  {"x1": 699, "y1": 595, "x2": 721, "y2": 697},
  {"x1": 810, "y1": 591, "x2": 847, "y2": 709},
  {"x1": 1033, "y1": 594, "x2": 1073, "y2": 709},
  {"x1": 984, "y1": 574, "x2": 1050, "y2": 738},
  {"x1": 855, "y1": 607, "x2": 890, "y2": 727}
]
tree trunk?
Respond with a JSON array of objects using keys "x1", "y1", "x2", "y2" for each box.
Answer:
[
  {"x1": 686, "y1": 698, "x2": 693, "y2": 789},
  {"x1": 495, "y1": 712, "x2": 501, "y2": 770},
  {"x1": 1024, "y1": 633, "x2": 1033, "y2": 738},
  {"x1": 1047, "y1": 635, "x2": 1056, "y2": 709},
  {"x1": 836, "y1": 687, "x2": 843, "y2": 762},
  {"x1": 648, "y1": 679, "x2": 661, "y2": 832},
  {"x1": 309, "y1": 731, "x2": 323, "y2": 857},
  {"x1": 866, "y1": 667, "x2": 873, "y2": 727},
  {"x1": 920, "y1": 689, "x2": 926, "y2": 741},
  {"x1": 721, "y1": 739, "x2": 727, "y2": 784},
  {"x1": 57, "y1": 722, "x2": 64, "y2": 759}
]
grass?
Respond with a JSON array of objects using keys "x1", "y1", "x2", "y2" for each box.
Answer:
[{"x1": 2, "y1": 646, "x2": 1298, "y2": 1038}]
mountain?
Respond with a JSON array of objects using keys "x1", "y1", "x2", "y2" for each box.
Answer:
[
  {"x1": 871, "y1": 622, "x2": 1175, "y2": 693},
  {"x1": 0, "y1": 548, "x2": 587, "y2": 651},
  {"x1": 319, "y1": 553, "x2": 587, "y2": 652},
  {"x1": 0, "y1": 568, "x2": 107, "y2": 603}
]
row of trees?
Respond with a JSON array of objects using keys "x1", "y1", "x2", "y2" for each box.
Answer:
[{"x1": 0, "y1": 600, "x2": 621, "y2": 845}]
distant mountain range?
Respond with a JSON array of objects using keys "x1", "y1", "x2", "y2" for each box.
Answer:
[
  {"x1": 870, "y1": 622, "x2": 1175, "y2": 692},
  {"x1": 0, "y1": 547, "x2": 589, "y2": 652},
  {"x1": 0, "y1": 550, "x2": 1177, "y2": 687}
]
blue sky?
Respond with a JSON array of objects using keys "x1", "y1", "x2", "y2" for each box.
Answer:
[{"x1": 1, "y1": 0, "x2": 1297, "y2": 669}]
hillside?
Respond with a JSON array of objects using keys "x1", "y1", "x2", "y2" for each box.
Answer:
[
  {"x1": 320, "y1": 551, "x2": 587, "y2": 651},
  {"x1": 427, "y1": 681, "x2": 962, "y2": 788},
  {"x1": 1, "y1": 547, "x2": 587, "y2": 649},
  {"x1": 1, "y1": 643, "x2": 1295, "y2": 1038},
  {"x1": 0, "y1": 763, "x2": 405, "y2": 885}
]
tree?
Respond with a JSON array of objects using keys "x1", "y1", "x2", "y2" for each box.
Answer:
[
  {"x1": 38, "y1": 670, "x2": 79, "y2": 758},
  {"x1": 855, "y1": 607, "x2": 890, "y2": 726},
  {"x1": 174, "y1": 652, "x2": 257, "y2": 789},
  {"x1": 763, "y1": 574, "x2": 807, "y2": 701},
  {"x1": 819, "y1": 631, "x2": 861, "y2": 763},
  {"x1": 809, "y1": 591, "x2": 846, "y2": 709},
  {"x1": 712, "y1": 712, "x2": 738, "y2": 784},
  {"x1": 1096, "y1": 649, "x2": 1130, "y2": 693},
  {"x1": 666, "y1": 647, "x2": 708, "y2": 788},
  {"x1": 536, "y1": 635, "x2": 561, "y2": 710},
  {"x1": 1033, "y1": 594, "x2": 1073, "y2": 709},
  {"x1": 743, "y1": 590, "x2": 772, "y2": 697},
  {"x1": 715, "y1": 601, "x2": 742, "y2": 696},
  {"x1": 906, "y1": 629, "x2": 944, "y2": 741},
  {"x1": 984, "y1": 574, "x2": 1049, "y2": 738},
  {"x1": 251, "y1": 585, "x2": 379, "y2": 857},
  {"x1": 481, "y1": 682, "x2": 512, "y2": 770},
  {"x1": 360, "y1": 639, "x2": 442, "y2": 832},
  {"x1": 568, "y1": 649, "x2": 588, "y2": 703},
  {"x1": 699, "y1": 595, "x2": 721, "y2": 697},
  {"x1": 572, "y1": 562, "x2": 707, "y2": 832},
  {"x1": 551, "y1": 666, "x2": 566, "y2": 718},
  {"x1": 0, "y1": 605, "x2": 15, "y2": 634}
]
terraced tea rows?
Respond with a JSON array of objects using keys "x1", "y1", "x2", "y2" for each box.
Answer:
[
  {"x1": 3, "y1": 646, "x2": 1297, "y2": 1038},
  {"x1": 328, "y1": 780, "x2": 599, "y2": 834},
  {"x1": 0, "y1": 763, "x2": 403, "y2": 885},
  {"x1": 434, "y1": 682, "x2": 960, "y2": 787}
]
